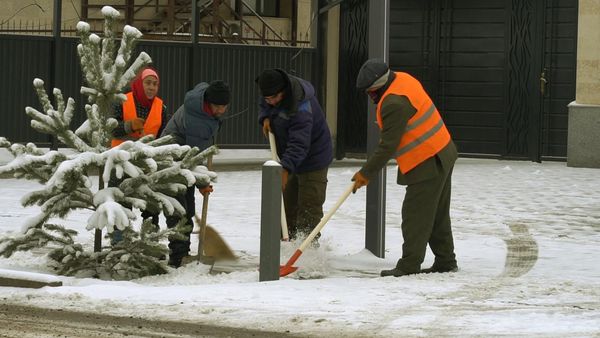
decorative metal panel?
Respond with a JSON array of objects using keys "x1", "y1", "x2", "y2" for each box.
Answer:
[
  {"x1": 505, "y1": 0, "x2": 537, "y2": 157},
  {"x1": 337, "y1": 0, "x2": 368, "y2": 157},
  {"x1": 353, "y1": 0, "x2": 574, "y2": 159}
]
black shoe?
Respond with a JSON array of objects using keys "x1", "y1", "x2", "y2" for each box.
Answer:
[
  {"x1": 380, "y1": 268, "x2": 418, "y2": 277},
  {"x1": 421, "y1": 265, "x2": 458, "y2": 274},
  {"x1": 168, "y1": 256, "x2": 182, "y2": 268}
]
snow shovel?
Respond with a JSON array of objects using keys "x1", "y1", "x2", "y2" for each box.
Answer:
[
  {"x1": 268, "y1": 132, "x2": 289, "y2": 241},
  {"x1": 184, "y1": 156, "x2": 236, "y2": 266},
  {"x1": 280, "y1": 182, "x2": 354, "y2": 277}
]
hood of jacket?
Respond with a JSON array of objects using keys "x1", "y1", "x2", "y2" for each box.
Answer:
[
  {"x1": 184, "y1": 82, "x2": 212, "y2": 120},
  {"x1": 184, "y1": 82, "x2": 221, "y2": 150}
]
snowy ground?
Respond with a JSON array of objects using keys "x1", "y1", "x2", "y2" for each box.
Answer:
[{"x1": 0, "y1": 155, "x2": 599, "y2": 337}]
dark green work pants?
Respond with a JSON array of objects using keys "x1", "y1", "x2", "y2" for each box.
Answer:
[
  {"x1": 283, "y1": 167, "x2": 328, "y2": 240},
  {"x1": 396, "y1": 158, "x2": 457, "y2": 273}
]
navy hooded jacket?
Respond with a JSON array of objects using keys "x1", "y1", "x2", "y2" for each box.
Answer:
[{"x1": 258, "y1": 70, "x2": 333, "y2": 174}]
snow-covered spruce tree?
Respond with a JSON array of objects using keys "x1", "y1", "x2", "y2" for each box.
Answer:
[{"x1": 0, "y1": 6, "x2": 217, "y2": 280}]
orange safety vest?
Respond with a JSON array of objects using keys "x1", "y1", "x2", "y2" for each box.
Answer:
[
  {"x1": 111, "y1": 92, "x2": 163, "y2": 147},
  {"x1": 376, "y1": 72, "x2": 452, "y2": 174}
]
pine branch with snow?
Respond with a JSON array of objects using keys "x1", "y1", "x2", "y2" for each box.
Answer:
[
  {"x1": 0, "y1": 6, "x2": 220, "y2": 280},
  {"x1": 76, "y1": 8, "x2": 151, "y2": 117},
  {"x1": 0, "y1": 221, "x2": 77, "y2": 258},
  {"x1": 0, "y1": 140, "x2": 67, "y2": 183},
  {"x1": 25, "y1": 80, "x2": 96, "y2": 152},
  {"x1": 48, "y1": 219, "x2": 188, "y2": 280}
]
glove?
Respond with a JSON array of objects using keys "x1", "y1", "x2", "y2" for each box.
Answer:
[
  {"x1": 282, "y1": 169, "x2": 289, "y2": 191},
  {"x1": 129, "y1": 118, "x2": 145, "y2": 133},
  {"x1": 262, "y1": 118, "x2": 271, "y2": 138},
  {"x1": 199, "y1": 185, "x2": 213, "y2": 196},
  {"x1": 351, "y1": 171, "x2": 369, "y2": 193}
]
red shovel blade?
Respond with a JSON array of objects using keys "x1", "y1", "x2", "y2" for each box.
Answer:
[
  {"x1": 279, "y1": 264, "x2": 298, "y2": 277},
  {"x1": 279, "y1": 249, "x2": 302, "y2": 277}
]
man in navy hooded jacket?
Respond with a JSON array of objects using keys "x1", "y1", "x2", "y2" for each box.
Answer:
[
  {"x1": 161, "y1": 80, "x2": 230, "y2": 267},
  {"x1": 257, "y1": 69, "x2": 333, "y2": 242}
]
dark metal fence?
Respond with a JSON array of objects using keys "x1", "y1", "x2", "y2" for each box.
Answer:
[{"x1": 0, "y1": 34, "x2": 316, "y2": 148}]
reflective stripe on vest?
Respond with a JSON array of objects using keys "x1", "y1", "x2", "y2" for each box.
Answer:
[
  {"x1": 111, "y1": 92, "x2": 163, "y2": 147},
  {"x1": 376, "y1": 72, "x2": 451, "y2": 174}
]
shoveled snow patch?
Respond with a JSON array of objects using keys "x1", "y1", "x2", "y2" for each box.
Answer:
[{"x1": 0, "y1": 268, "x2": 62, "y2": 284}]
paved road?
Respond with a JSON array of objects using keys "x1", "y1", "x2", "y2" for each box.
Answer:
[{"x1": 0, "y1": 304, "x2": 297, "y2": 338}]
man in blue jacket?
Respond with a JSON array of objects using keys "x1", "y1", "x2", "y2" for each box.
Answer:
[
  {"x1": 257, "y1": 69, "x2": 333, "y2": 243},
  {"x1": 161, "y1": 80, "x2": 230, "y2": 267}
]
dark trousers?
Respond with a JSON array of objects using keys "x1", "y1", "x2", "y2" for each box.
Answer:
[
  {"x1": 165, "y1": 186, "x2": 196, "y2": 259},
  {"x1": 396, "y1": 159, "x2": 457, "y2": 273},
  {"x1": 283, "y1": 167, "x2": 328, "y2": 240}
]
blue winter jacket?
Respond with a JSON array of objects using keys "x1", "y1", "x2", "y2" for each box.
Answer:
[
  {"x1": 161, "y1": 82, "x2": 220, "y2": 151},
  {"x1": 258, "y1": 70, "x2": 333, "y2": 174}
]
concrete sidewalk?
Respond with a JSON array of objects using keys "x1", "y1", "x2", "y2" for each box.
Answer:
[
  {"x1": 0, "y1": 148, "x2": 365, "y2": 174},
  {"x1": 212, "y1": 148, "x2": 364, "y2": 171}
]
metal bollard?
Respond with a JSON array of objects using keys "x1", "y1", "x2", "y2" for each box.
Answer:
[{"x1": 259, "y1": 160, "x2": 282, "y2": 281}]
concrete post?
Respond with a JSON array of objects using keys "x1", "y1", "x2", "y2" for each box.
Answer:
[{"x1": 259, "y1": 161, "x2": 281, "y2": 281}]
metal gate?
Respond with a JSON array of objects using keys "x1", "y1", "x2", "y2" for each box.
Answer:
[
  {"x1": 0, "y1": 35, "x2": 316, "y2": 148},
  {"x1": 337, "y1": 0, "x2": 577, "y2": 160}
]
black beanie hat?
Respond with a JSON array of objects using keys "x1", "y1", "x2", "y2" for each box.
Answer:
[
  {"x1": 356, "y1": 59, "x2": 390, "y2": 91},
  {"x1": 205, "y1": 80, "x2": 230, "y2": 105},
  {"x1": 257, "y1": 69, "x2": 287, "y2": 96}
]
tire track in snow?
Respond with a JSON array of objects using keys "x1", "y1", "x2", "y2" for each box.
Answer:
[
  {"x1": 414, "y1": 223, "x2": 539, "y2": 337},
  {"x1": 370, "y1": 223, "x2": 539, "y2": 337}
]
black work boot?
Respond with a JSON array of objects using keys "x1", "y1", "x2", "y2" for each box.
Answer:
[
  {"x1": 380, "y1": 267, "x2": 418, "y2": 277},
  {"x1": 420, "y1": 264, "x2": 458, "y2": 274}
]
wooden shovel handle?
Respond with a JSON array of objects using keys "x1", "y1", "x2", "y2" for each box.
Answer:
[
  {"x1": 197, "y1": 154, "x2": 213, "y2": 258},
  {"x1": 268, "y1": 132, "x2": 289, "y2": 241},
  {"x1": 297, "y1": 183, "x2": 354, "y2": 252}
]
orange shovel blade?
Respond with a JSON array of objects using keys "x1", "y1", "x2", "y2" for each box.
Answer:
[
  {"x1": 279, "y1": 264, "x2": 298, "y2": 277},
  {"x1": 279, "y1": 249, "x2": 303, "y2": 277}
]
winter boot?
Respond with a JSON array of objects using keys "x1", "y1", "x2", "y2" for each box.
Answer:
[
  {"x1": 420, "y1": 264, "x2": 458, "y2": 274},
  {"x1": 380, "y1": 267, "x2": 419, "y2": 277}
]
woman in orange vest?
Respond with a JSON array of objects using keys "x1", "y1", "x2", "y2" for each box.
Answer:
[
  {"x1": 110, "y1": 67, "x2": 170, "y2": 243},
  {"x1": 111, "y1": 67, "x2": 169, "y2": 146},
  {"x1": 351, "y1": 59, "x2": 459, "y2": 277}
]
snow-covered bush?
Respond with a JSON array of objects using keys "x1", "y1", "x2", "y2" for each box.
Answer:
[{"x1": 0, "y1": 6, "x2": 216, "y2": 280}]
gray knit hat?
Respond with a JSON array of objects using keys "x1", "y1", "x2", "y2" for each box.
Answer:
[{"x1": 356, "y1": 59, "x2": 390, "y2": 91}]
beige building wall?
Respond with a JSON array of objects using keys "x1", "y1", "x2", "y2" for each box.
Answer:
[
  {"x1": 297, "y1": 0, "x2": 313, "y2": 46},
  {"x1": 1, "y1": 1, "x2": 80, "y2": 29},
  {"x1": 0, "y1": 1, "x2": 169, "y2": 32},
  {"x1": 576, "y1": 0, "x2": 600, "y2": 105},
  {"x1": 2, "y1": 1, "x2": 313, "y2": 46},
  {"x1": 239, "y1": 16, "x2": 292, "y2": 45},
  {"x1": 567, "y1": 0, "x2": 600, "y2": 168}
]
